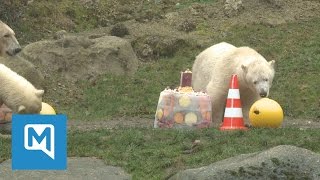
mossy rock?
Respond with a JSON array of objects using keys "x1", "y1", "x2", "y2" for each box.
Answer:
[{"x1": 171, "y1": 145, "x2": 320, "y2": 180}]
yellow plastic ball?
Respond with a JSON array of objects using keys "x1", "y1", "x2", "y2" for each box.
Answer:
[
  {"x1": 249, "y1": 98, "x2": 284, "y2": 128},
  {"x1": 40, "y1": 102, "x2": 56, "y2": 115}
]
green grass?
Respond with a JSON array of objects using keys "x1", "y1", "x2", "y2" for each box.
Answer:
[
  {"x1": 220, "y1": 19, "x2": 320, "y2": 119},
  {"x1": 1, "y1": 128, "x2": 320, "y2": 179},
  {"x1": 68, "y1": 18, "x2": 320, "y2": 120},
  {"x1": 69, "y1": 49, "x2": 197, "y2": 119}
]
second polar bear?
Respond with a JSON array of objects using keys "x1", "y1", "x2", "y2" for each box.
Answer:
[
  {"x1": 0, "y1": 64, "x2": 44, "y2": 114},
  {"x1": 192, "y1": 42, "x2": 275, "y2": 126},
  {"x1": 0, "y1": 20, "x2": 21, "y2": 57}
]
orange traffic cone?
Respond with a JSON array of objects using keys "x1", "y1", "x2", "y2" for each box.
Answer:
[{"x1": 220, "y1": 74, "x2": 247, "y2": 130}]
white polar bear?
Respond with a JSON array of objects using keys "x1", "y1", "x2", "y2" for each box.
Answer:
[
  {"x1": 0, "y1": 64, "x2": 44, "y2": 114},
  {"x1": 192, "y1": 42, "x2": 275, "y2": 126},
  {"x1": 0, "y1": 20, "x2": 21, "y2": 57}
]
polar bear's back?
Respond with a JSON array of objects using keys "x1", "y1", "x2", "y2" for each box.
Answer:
[
  {"x1": 0, "y1": 63, "x2": 34, "y2": 89},
  {"x1": 0, "y1": 63, "x2": 37, "y2": 103},
  {"x1": 192, "y1": 42, "x2": 236, "y2": 91}
]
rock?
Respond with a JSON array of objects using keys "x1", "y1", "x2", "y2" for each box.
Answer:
[
  {"x1": 188, "y1": 3, "x2": 205, "y2": 16},
  {"x1": 79, "y1": 0, "x2": 100, "y2": 5},
  {"x1": 111, "y1": 23, "x2": 129, "y2": 37},
  {"x1": 164, "y1": 12, "x2": 180, "y2": 26},
  {"x1": 0, "y1": 55, "x2": 44, "y2": 89},
  {"x1": 171, "y1": 145, "x2": 320, "y2": 180},
  {"x1": 0, "y1": 157, "x2": 131, "y2": 179},
  {"x1": 141, "y1": 44, "x2": 154, "y2": 58},
  {"x1": 177, "y1": 20, "x2": 196, "y2": 33},
  {"x1": 53, "y1": 30, "x2": 67, "y2": 40},
  {"x1": 266, "y1": 0, "x2": 285, "y2": 8},
  {"x1": 0, "y1": 122, "x2": 11, "y2": 135},
  {"x1": 134, "y1": 35, "x2": 186, "y2": 61},
  {"x1": 224, "y1": 0, "x2": 243, "y2": 17},
  {"x1": 21, "y1": 35, "x2": 139, "y2": 82}
]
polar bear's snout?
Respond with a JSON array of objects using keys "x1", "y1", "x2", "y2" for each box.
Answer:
[
  {"x1": 5, "y1": 35, "x2": 21, "y2": 56},
  {"x1": 0, "y1": 20, "x2": 22, "y2": 56},
  {"x1": 255, "y1": 81, "x2": 270, "y2": 98},
  {"x1": 259, "y1": 89, "x2": 268, "y2": 97}
]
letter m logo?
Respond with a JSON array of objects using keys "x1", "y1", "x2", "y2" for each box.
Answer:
[{"x1": 24, "y1": 124, "x2": 55, "y2": 159}]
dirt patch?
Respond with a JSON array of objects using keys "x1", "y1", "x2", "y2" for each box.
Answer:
[
  {"x1": 68, "y1": 117, "x2": 320, "y2": 131},
  {"x1": 1, "y1": 117, "x2": 319, "y2": 136},
  {"x1": 68, "y1": 117, "x2": 153, "y2": 131},
  {"x1": 282, "y1": 117, "x2": 320, "y2": 129}
]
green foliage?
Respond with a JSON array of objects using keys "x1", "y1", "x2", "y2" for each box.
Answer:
[
  {"x1": 0, "y1": 137, "x2": 11, "y2": 162},
  {"x1": 1, "y1": 0, "x2": 126, "y2": 43},
  {"x1": 0, "y1": 0, "x2": 187, "y2": 44},
  {"x1": 196, "y1": 21, "x2": 211, "y2": 35}
]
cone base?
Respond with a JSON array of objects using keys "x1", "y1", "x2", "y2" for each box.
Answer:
[
  {"x1": 219, "y1": 117, "x2": 247, "y2": 130},
  {"x1": 220, "y1": 126, "x2": 248, "y2": 131}
]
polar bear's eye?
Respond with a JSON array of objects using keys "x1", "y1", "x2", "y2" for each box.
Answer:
[
  {"x1": 4, "y1": 34, "x2": 10, "y2": 38},
  {"x1": 253, "y1": 81, "x2": 257, "y2": 84},
  {"x1": 264, "y1": 78, "x2": 268, "y2": 82}
]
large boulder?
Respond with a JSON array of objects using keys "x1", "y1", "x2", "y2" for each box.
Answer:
[
  {"x1": 0, "y1": 55, "x2": 44, "y2": 89},
  {"x1": 21, "y1": 34, "x2": 139, "y2": 82},
  {"x1": 171, "y1": 145, "x2": 320, "y2": 180}
]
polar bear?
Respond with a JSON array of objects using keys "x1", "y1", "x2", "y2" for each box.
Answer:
[
  {"x1": 192, "y1": 42, "x2": 275, "y2": 126},
  {"x1": 0, "y1": 64, "x2": 44, "y2": 114},
  {"x1": 0, "y1": 20, "x2": 21, "y2": 57}
]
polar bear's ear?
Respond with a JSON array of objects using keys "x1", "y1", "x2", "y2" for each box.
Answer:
[
  {"x1": 269, "y1": 60, "x2": 275, "y2": 68},
  {"x1": 35, "y1": 90, "x2": 44, "y2": 98},
  {"x1": 18, "y1": 105, "x2": 26, "y2": 114},
  {"x1": 241, "y1": 64, "x2": 248, "y2": 73}
]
